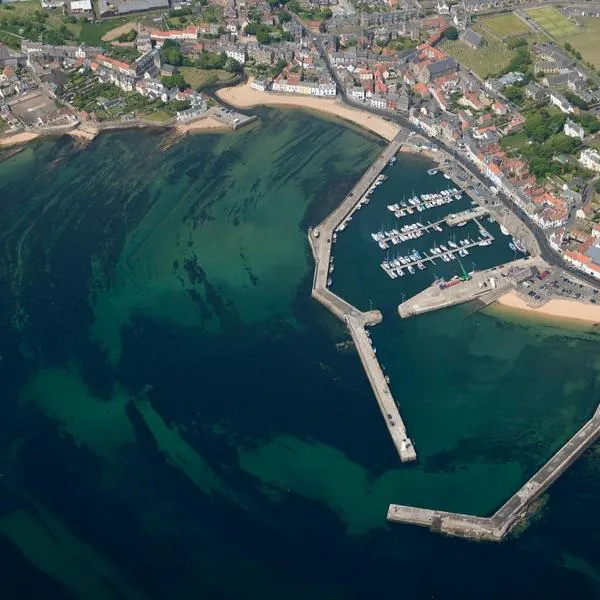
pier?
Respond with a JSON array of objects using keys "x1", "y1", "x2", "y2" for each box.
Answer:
[
  {"x1": 396, "y1": 257, "x2": 539, "y2": 318},
  {"x1": 445, "y1": 206, "x2": 489, "y2": 227},
  {"x1": 387, "y1": 401, "x2": 600, "y2": 540},
  {"x1": 309, "y1": 131, "x2": 417, "y2": 463}
]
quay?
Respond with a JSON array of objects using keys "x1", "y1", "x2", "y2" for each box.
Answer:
[
  {"x1": 446, "y1": 206, "x2": 489, "y2": 227},
  {"x1": 387, "y1": 401, "x2": 600, "y2": 540},
  {"x1": 397, "y1": 257, "x2": 538, "y2": 318},
  {"x1": 309, "y1": 130, "x2": 417, "y2": 463}
]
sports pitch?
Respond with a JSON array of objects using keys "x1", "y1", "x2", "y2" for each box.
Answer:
[
  {"x1": 479, "y1": 14, "x2": 531, "y2": 38},
  {"x1": 526, "y1": 7, "x2": 580, "y2": 38}
]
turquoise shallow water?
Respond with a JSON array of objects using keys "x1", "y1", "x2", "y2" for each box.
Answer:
[{"x1": 0, "y1": 108, "x2": 600, "y2": 599}]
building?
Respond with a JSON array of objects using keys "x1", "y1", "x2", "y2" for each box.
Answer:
[
  {"x1": 564, "y1": 119, "x2": 585, "y2": 140},
  {"x1": 579, "y1": 148, "x2": 600, "y2": 172},
  {"x1": 549, "y1": 91, "x2": 574, "y2": 114},
  {"x1": 461, "y1": 29, "x2": 483, "y2": 50},
  {"x1": 94, "y1": 54, "x2": 136, "y2": 78},
  {"x1": 69, "y1": 0, "x2": 92, "y2": 14},
  {"x1": 250, "y1": 77, "x2": 269, "y2": 92},
  {"x1": 149, "y1": 26, "x2": 199, "y2": 44}
]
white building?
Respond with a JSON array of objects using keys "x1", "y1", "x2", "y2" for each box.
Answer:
[
  {"x1": 370, "y1": 95, "x2": 387, "y2": 110},
  {"x1": 69, "y1": 0, "x2": 92, "y2": 13},
  {"x1": 579, "y1": 148, "x2": 600, "y2": 172},
  {"x1": 549, "y1": 91, "x2": 574, "y2": 114},
  {"x1": 564, "y1": 119, "x2": 585, "y2": 139},
  {"x1": 250, "y1": 78, "x2": 268, "y2": 92}
]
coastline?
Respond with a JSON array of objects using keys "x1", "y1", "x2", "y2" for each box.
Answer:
[
  {"x1": 175, "y1": 116, "x2": 230, "y2": 134},
  {"x1": 216, "y1": 80, "x2": 400, "y2": 141},
  {"x1": 0, "y1": 131, "x2": 40, "y2": 148},
  {"x1": 492, "y1": 290, "x2": 600, "y2": 326}
]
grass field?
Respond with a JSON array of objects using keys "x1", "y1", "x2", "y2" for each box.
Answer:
[
  {"x1": 500, "y1": 131, "x2": 531, "y2": 152},
  {"x1": 442, "y1": 34, "x2": 516, "y2": 78},
  {"x1": 562, "y1": 18, "x2": 600, "y2": 69},
  {"x1": 527, "y1": 7, "x2": 580, "y2": 37},
  {"x1": 478, "y1": 13, "x2": 531, "y2": 39},
  {"x1": 179, "y1": 67, "x2": 236, "y2": 90}
]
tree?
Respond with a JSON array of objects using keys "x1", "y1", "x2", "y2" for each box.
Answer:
[
  {"x1": 564, "y1": 91, "x2": 588, "y2": 110},
  {"x1": 319, "y1": 21, "x2": 327, "y2": 33},
  {"x1": 444, "y1": 26, "x2": 458, "y2": 41},
  {"x1": 162, "y1": 73, "x2": 186, "y2": 90},
  {"x1": 504, "y1": 85, "x2": 525, "y2": 105},
  {"x1": 564, "y1": 42, "x2": 572, "y2": 52},
  {"x1": 595, "y1": 180, "x2": 600, "y2": 194},
  {"x1": 577, "y1": 113, "x2": 600, "y2": 134},
  {"x1": 160, "y1": 39, "x2": 184, "y2": 66}
]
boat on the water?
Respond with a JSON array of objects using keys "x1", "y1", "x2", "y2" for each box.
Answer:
[
  {"x1": 514, "y1": 240, "x2": 526, "y2": 253},
  {"x1": 509, "y1": 242, "x2": 517, "y2": 252},
  {"x1": 500, "y1": 224, "x2": 510, "y2": 236}
]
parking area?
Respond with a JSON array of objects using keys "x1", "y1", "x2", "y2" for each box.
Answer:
[
  {"x1": 8, "y1": 92, "x2": 58, "y2": 126},
  {"x1": 516, "y1": 268, "x2": 600, "y2": 306}
]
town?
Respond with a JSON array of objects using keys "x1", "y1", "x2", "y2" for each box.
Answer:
[{"x1": 2, "y1": 0, "x2": 600, "y2": 284}]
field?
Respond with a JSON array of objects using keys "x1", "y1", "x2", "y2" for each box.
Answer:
[
  {"x1": 562, "y1": 18, "x2": 600, "y2": 69},
  {"x1": 500, "y1": 132, "x2": 531, "y2": 152},
  {"x1": 179, "y1": 67, "x2": 236, "y2": 90},
  {"x1": 478, "y1": 13, "x2": 531, "y2": 39},
  {"x1": 526, "y1": 7, "x2": 580, "y2": 37},
  {"x1": 442, "y1": 34, "x2": 516, "y2": 78}
]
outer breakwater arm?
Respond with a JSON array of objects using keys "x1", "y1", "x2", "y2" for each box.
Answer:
[{"x1": 388, "y1": 405, "x2": 600, "y2": 540}]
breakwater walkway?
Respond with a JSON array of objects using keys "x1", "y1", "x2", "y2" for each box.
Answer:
[
  {"x1": 388, "y1": 401, "x2": 600, "y2": 540},
  {"x1": 308, "y1": 131, "x2": 416, "y2": 463}
]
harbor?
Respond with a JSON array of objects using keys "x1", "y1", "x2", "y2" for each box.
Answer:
[
  {"x1": 310, "y1": 129, "x2": 600, "y2": 541},
  {"x1": 309, "y1": 130, "x2": 417, "y2": 463}
]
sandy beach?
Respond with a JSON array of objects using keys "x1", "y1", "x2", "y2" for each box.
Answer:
[
  {"x1": 176, "y1": 117, "x2": 229, "y2": 133},
  {"x1": 217, "y1": 81, "x2": 400, "y2": 141},
  {"x1": 495, "y1": 290, "x2": 600, "y2": 324},
  {"x1": 0, "y1": 131, "x2": 40, "y2": 147}
]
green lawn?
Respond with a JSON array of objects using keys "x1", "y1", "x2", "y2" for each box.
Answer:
[
  {"x1": 179, "y1": 67, "x2": 236, "y2": 90},
  {"x1": 527, "y1": 7, "x2": 580, "y2": 37},
  {"x1": 478, "y1": 13, "x2": 531, "y2": 39},
  {"x1": 140, "y1": 110, "x2": 172, "y2": 122},
  {"x1": 500, "y1": 132, "x2": 531, "y2": 152},
  {"x1": 78, "y1": 18, "x2": 136, "y2": 46},
  {"x1": 442, "y1": 35, "x2": 516, "y2": 78},
  {"x1": 562, "y1": 18, "x2": 600, "y2": 69}
]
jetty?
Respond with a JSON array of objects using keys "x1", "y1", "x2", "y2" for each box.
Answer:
[
  {"x1": 309, "y1": 131, "x2": 417, "y2": 463},
  {"x1": 388, "y1": 401, "x2": 600, "y2": 540}
]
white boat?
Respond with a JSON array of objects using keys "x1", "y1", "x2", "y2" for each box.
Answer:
[
  {"x1": 479, "y1": 239, "x2": 492, "y2": 246},
  {"x1": 407, "y1": 266, "x2": 415, "y2": 274},
  {"x1": 500, "y1": 223, "x2": 510, "y2": 236}
]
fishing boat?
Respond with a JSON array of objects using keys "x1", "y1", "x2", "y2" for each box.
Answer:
[
  {"x1": 514, "y1": 240, "x2": 526, "y2": 253},
  {"x1": 427, "y1": 168, "x2": 438, "y2": 176},
  {"x1": 500, "y1": 223, "x2": 510, "y2": 236},
  {"x1": 509, "y1": 242, "x2": 517, "y2": 252}
]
